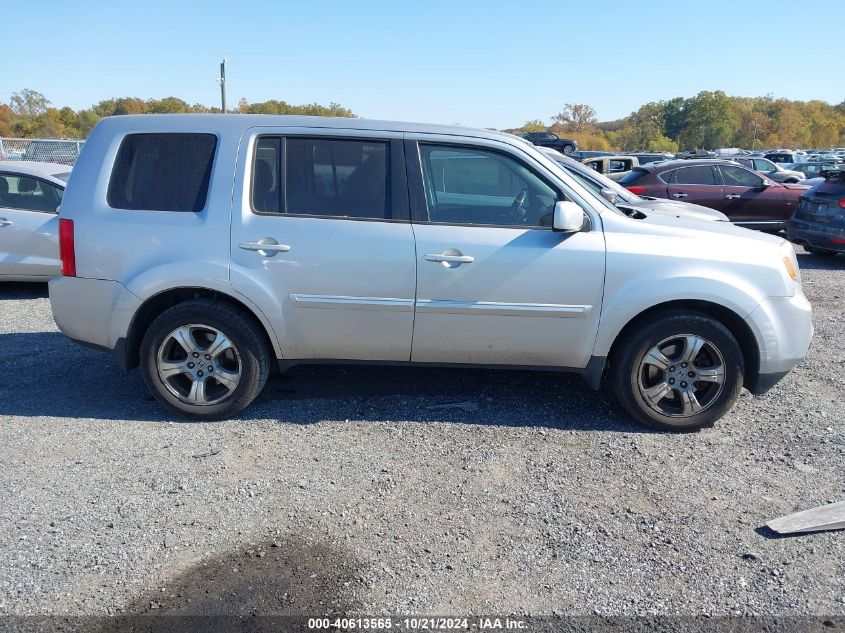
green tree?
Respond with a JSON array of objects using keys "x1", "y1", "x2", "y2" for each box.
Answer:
[
  {"x1": 10, "y1": 89, "x2": 50, "y2": 136},
  {"x1": 552, "y1": 104, "x2": 597, "y2": 132},
  {"x1": 0, "y1": 103, "x2": 13, "y2": 136},
  {"x1": 517, "y1": 119, "x2": 547, "y2": 133}
]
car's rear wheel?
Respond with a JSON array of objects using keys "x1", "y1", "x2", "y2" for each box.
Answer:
[
  {"x1": 608, "y1": 311, "x2": 743, "y2": 431},
  {"x1": 562, "y1": 144, "x2": 575, "y2": 154},
  {"x1": 140, "y1": 300, "x2": 271, "y2": 420}
]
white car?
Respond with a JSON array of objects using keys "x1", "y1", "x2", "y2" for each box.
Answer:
[
  {"x1": 0, "y1": 161, "x2": 70, "y2": 281},
  {"x1": 536, "y1": 147, "x2": 729, "y2": 223},
  {"x1": 49, "y1": 115, "x2": 813, "y2": 431}
]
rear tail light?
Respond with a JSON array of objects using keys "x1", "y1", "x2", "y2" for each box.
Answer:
[
  {"x1": 626, "y1": 186, "x2": 648, "y2": 195},
  {"x1": 838, "y1": 198, "x2": 845, "y2": 209},
  {"x1": 831, "y1": 237, "x2": 845, "y2": 245},
  {"x1": 59, "y1": 218, "x2": 76, "y2": 277}
]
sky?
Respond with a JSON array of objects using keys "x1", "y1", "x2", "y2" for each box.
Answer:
[{"x1": 4, "y1": 0, "x2": 843, "y2": 129}]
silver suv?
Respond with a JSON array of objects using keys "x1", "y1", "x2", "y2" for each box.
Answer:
[{"x1": 49, "y1": 115, "x2": 813, "y2": 431}]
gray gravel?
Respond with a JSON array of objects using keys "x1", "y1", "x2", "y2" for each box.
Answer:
[{"x1": 0, "y1": 245, "x2": 843, "y2": 618}]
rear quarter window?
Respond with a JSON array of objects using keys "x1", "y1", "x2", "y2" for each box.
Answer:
[
  {"x1": 107, "y1": 133, "x2": 217, "y2": 212},
  {"x1": 617, "y1": 168, "x2": 649, "y2": 185}
]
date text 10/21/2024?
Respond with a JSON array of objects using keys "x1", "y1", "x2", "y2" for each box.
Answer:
[{"x1": 307, "y1": 617, "x2": 528, "y2": 630}]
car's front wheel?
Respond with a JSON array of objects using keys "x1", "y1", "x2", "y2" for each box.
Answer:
[
  {"x1": 140, "y1": 300, "x2": 271, "y2": 420},
  {"x1": 608, "y1": 311, "x2": 744, "y2": 431},
  {"x1": 562, "y1": 143, "x2": 575, "y2": 154}
]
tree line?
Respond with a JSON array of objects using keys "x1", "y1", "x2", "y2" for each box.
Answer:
[
  {"x1": 3, "y1": 88, "x2": 845, "y2": 151},
  {"x1": 509, "y1": 91, "x2": 845, "y2": 151},
  {"x1": 0, "y1": 89, "x2": 355, "y2": 139}
]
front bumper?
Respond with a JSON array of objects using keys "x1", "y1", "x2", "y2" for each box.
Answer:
[
  {"x1": 787, "y1": 219, "x2": 845, "y2": 253},
  {"x1": 49, "y1": 276, "x2": 141, "y2": 353},
  {"x1": 744, "y1": 292, "x2": 813, "y2": 394}
]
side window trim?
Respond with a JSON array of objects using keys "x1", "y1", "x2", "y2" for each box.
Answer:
[
  {"x1": 249, "y1": 135, "x2": 409, "y2": 223},
  {"x1": 405, "y1": 139, "x2": 563, "y2": 229}
]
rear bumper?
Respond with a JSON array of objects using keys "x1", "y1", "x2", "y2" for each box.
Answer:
[
  {"x1": 787, "y1": 219, "x2": 845, "y2": 253},
  {"x1": 49, "y1": 276, "x2": 140, "y2": 354},
  {"x1": 744, "y1": 292, "x2": 813, "y2": 394}
]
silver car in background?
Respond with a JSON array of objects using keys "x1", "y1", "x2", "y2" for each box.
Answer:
[
  {"x1": 0, "y1": 161, "x2": 70, "y2": 281},
  {"x1": 537, "y1": 147, "x2": 729, "y2": 223}
]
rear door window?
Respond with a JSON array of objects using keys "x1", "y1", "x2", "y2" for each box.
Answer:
[
  {"x1": 672, "y1": 165, "x2": 717, "y2": 185},
  {"x1": 107, "y1": 133, "x2": 217, "y2": 212},
  {"x1": 252, "y1": 137, "x2": 391, "y2": 220}
]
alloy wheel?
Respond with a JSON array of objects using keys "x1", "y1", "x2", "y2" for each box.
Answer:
[
  {"x1": 636, "y1": 334, "x2": 726, "y2": 418},
  {"x1": 156, "y1": 324, "x2": 242, "y2": 406}
]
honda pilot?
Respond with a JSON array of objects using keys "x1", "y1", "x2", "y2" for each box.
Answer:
[{"x1": 49, "y1": 115, "x2": 813, "y2": 431}]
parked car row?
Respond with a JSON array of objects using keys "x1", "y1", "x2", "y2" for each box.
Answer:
[
  {"x1": 536, "y1": 148, "x2": 728, "y2": 223},
  {"x1": 618, "y1": 160, "x2": 809, "y2": 231},
  {"x1": 0, "y1": 138, "x2": 85, "y2": 166}
]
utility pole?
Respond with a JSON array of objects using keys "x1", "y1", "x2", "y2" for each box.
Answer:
[{"x1": 218, "y1": 58, "x2": 227, "y2": 113}]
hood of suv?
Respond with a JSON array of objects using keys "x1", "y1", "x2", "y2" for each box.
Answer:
[{"x1": 632, "y1": 208, "x2": 786, "y2": 246}]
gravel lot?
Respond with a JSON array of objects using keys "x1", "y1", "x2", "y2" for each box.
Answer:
[{"x1": 0, "y1": 245, "x2": 843, "y2": 619}]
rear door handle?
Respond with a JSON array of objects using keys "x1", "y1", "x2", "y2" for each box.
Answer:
[
  {"x1": 725, "y1": 194, "x2": 742, "y2": 200},
  {"x1": 239, "y1": 240, "x2": 291, "y2": 255},
  {"x1": 0, "y1": 218, "x2": 11, "y2": 227},
  {"x1": 424, "y1": 253, "x2": 475, "y2": 264},
  {"x1": 672, "y1": 193, "x2": 688, "y2": 199}
]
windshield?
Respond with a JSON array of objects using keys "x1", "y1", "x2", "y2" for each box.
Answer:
[{"x1": 548, "y1": 155, "x2": 637, "y2": 203}]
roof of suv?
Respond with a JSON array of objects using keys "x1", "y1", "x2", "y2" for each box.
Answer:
[{"x1": 93, "y1": 114, "x2": 528, "y2": 146}]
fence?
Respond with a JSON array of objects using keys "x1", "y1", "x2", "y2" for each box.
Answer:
[{"x1": 0, "y1": 137, "x2": 85, "y2": 166}]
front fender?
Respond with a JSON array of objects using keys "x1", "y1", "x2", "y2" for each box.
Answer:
[{"x1": 591, "y1": 272, "x2": 765, "y2": 359}]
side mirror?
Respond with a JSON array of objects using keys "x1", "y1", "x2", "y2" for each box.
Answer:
[
  {"x1": 600, "y1": 188, "x2": 619, "y2": 205},
  {"x1": 761, "y1": 180, "x2": 773, "y2": 188},
  {"x1": 553, "y1": 201, "x2": 584, "y2": 232}
]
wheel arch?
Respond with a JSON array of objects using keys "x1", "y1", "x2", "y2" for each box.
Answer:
[
  {"x1": 117, "y1": 287, "x2": 281, "y2": 371},
  {"x1": 592, "y1": 299, "x2": 759, "y2": 391}
]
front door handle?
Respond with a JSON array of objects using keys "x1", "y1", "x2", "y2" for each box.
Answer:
[
  {"x1": 672, "y1": 193, "x2": 688, "y2": 199},
  {"x1": 239, "y1": 239, "x2": 291, "y2": 256},
  {"x1": 424, "y1": 253, "x2": 475, "y2": 264},
  {"x1": 0, "y1": 218, "x2": 11, "y2": 227},
  {"x1": 725, "y1": 194, "x2": 742, "y2": 200}
]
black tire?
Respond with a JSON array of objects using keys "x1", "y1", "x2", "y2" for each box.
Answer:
[
  {"x1": 562, "y1": 144, "x2": 575, "y2": 154},
  {"x1": 140, "y1": 299, "x2": 271, "y2": 420},
  {"x1": 806, "y1": 245, "x2": 838, "y2": 257},
  {"x1": 607, "y1": 311, "x2": 744, "y2": 432}
]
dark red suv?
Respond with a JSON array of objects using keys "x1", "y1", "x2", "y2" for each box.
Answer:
[{"x1": 618, "y1": 160, "x2": 809, "y2": 230}]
